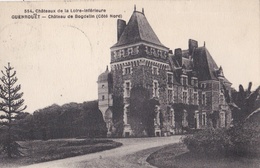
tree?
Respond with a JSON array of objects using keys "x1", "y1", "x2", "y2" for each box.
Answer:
[
  {"x1": 223, "y1": 82, "x2": 260, "y2": 125},
  {"x1": 0, "y1": 63, "x2": 27, "y2": 158}
]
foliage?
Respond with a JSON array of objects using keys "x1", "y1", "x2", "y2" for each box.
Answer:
[
  {"x1": 182, "y1": 128, "x2": 231, "y2": 155},
  {"x1": 228, "y1": 119, "x2": 260, "y2": 156},
  {"x1": 147, "y1": 142, "x2": 260, "y2": 168},
  {"x1": 111, "y1": 95, "x2": 124, "y2": 137},
  {"x1": 223, "y1": 82, "x2": 260, "y2": 125},
  {"x1": 0, "y1": 63, "x2": 27, "y2": 158},
  {"x1": 15, "y1": 101, "x2": 107, "y2": 140},
  {"x1": 183, "y1": 82, "x2": 260, "y2": 157},
  {"x1": 129, "y1": 85, "x2": 159, "y2": 137},
  {"x1": 172, "y1": 103, "x2": 198, "y2": 132}
]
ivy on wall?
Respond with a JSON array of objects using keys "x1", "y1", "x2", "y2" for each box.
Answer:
[
  {"x1": 112, "y1": 95, "x2": 124, "y2": 137},
  {"x1": 129, "y1": 85, "x2": 159, "y2": 137},
  {"x1": 172, "y1": 103, "x2": 198, "y2": 132}
]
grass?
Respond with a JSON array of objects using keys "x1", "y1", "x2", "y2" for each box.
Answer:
[
  {"x1": 0, "y1": 138, "x2": 122, "y2": 168},
  {"x1": 147, "y1": 143, "x2": 260, "y2": 168}
]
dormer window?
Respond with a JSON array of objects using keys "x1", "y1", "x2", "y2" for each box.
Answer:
[
  {"x1": 167, "y1": 73, "x2": 173, "y2": 84},
  {"x1": 201, "y1": 83, "x2": 206, "y2": 89},
  {"x1": 181, "y1": 75, "x2": 188, "y2": 86},
  {"x1": 192, "y1": 78, "x2": 198, "y2": 87},
  {"x1": 219, "y1": 93, "x2": 224, "y2": 104}
]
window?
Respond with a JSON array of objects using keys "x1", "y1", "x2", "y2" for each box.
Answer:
[
  {"x1": 127, "y1": 47, "x2": 133, "y2": 55},
  {"x1": 183, "y1": 92, "x2": 187, "y2": 104},
  {"x1": 121, "y1": 49, "x2": 125, "y2": 57},
  {"x1": 152, "y1": 66, "x2": 159, "y2": 75},
  {"x1": 102, "y1": 84, "x2": 105, "y2": 88},
  {"x1": 219, "y1": 93, "x2": 224, "y2": 104},
  {"x1": 153, "y1": 80, "x2": 159, "y2": 97},
  {"x1": 182, "y1": 76, "x2": 188, "y2": 86},
  {"x1": 168, "y1": 89, "x2": 173, "y2": 103},
  {"x1": 102, "y1": 95, "x2": 105, "y2": 100},
  {"x1": 125, "y1": 82, "x2": 130, "y2": 97},
  {"x1": 202, "y1": 93, "x2": 206, "y2": 105},
  {"x1": 194, "y1": 93, "x2": 198, "y2": 105},
  {"x1": 167, "y1": 73, "x2": 173, "y2": 84},
  {"x1": 126, "y1": 106, "x2": 130, "y2": 124},
  {"x1": 195, "y1": 111, "x2": 200, "y2": 129},
  {"x1": 194, "y1": 78, "x2": 198, "y2": 87},
  {"x1": 202, "y1": 113, "x2": 206, "y2": 126},
  {"x1": 201, "y1": 83, "x2": 206, "y2": 89},
  {"x1": 124, "y1": 66, "x2": 131, "y2": 75},
  {"x1": 220, "y1": 112, "x2": 225, "y2": 127},
  {"x1": 189, "y1": 89, "x2": 192, "y2": 104}
]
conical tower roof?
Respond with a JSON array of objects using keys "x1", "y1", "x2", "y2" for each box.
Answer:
[{"x1": 98, "y1": 66, "x2": 110, "y2": 83}]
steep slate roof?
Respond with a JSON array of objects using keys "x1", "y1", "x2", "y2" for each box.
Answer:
[
  {"x1": 193, "y1": 47, "x2": 219, "y2": 81},
  {"x1": 112, "y1": 11, "x2": 166, "y2": 48},
  {"x1": 192, "y1": 47, "x2": 230, "y2": 84}
]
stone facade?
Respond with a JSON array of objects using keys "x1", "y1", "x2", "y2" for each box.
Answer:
[{"x1": 97, "y1": 8, "x2": 232, "y2": 137}]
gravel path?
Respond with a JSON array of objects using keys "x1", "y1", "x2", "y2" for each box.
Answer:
[{"x1": 20, "y1": 136, "x2": 181, "y2": 168}]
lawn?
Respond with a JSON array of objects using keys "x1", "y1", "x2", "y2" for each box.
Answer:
[
  {"x1": 0, "y1": 138, "x2": 122, "y2": 168},
  {"x1": 147, "y1": 143, "x2": 260, "y2": 168}
]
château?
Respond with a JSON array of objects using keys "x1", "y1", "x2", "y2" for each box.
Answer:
[{"x1": 97, "y1": 7, "x2": 232, "y2": 137}]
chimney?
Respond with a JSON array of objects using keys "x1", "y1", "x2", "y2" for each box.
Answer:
[
  {"x1": 188, "y1": 39, "x2": 198, "y2": 55},
  {"x1": 174, "y1": 48, "x2": 182, "y2": 66},
  {"x1": 117, "y1": 19, "x2": 126, "y2": 41}
]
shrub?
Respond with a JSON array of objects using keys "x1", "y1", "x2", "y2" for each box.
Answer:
[
  {"x1": 228, "y1": 122, "x2": 260, "y2": 156},
  {"x1": 182, "y1": 125, "x2": 260, "y2": 157},
  {"x1": 182, "y1": 128, "x2": 232, "y2": 156}
]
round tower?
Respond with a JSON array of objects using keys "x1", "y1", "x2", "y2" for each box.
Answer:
[{"x1": 97, "y1": 66, "x2": 113, "y2": 136}]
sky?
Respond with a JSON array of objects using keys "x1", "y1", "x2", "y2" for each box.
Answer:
[{"x1": 0, "y1": 0, "x2": 259, "y2": 113}]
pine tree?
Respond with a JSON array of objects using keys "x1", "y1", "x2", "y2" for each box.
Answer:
[{"x1": 0, "y1": 63, "x2": 27, "y2": 158}]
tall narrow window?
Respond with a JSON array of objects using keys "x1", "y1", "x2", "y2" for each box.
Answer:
[
  {"x1": 125, "y1": 82, "x2": 130, "y2": 97},
  {"x1": 167, "y1": 73, "x2": 173, "y2": 84},
  {"x1": 182, "y1": 76, "x2": 188, "y2": 86},
  {"x1": 219, "y1": 93, "x2": 224, "y2": 104},
  {"x1": 124, "y1": 67, "x2": 131, "y2": 75},
  {"x1": 202, "y1": 113, "x2": 206, "y2": 126},
  {"x1": 152, "y1": 66, "x2": 159, "y2": 75},
  {"x1": 194, "y1": 93, "x2": 198, "y2": 105},
  {"x1": 126, "y1": 106, "x2": 130, "y2": 124},
  {"x1": 183, "y1": 92, "x2": 187, "y2": 104},
  {"x1": 168, "y1": 89, "x2": 173, "y2": 103},
  {"x1": 194, "y1": 79, "x2": 198, "y2": 87},
  {"x1": 202, "y1": 93, "x2": 206, "y2": 105},
  {"x1": 195, "y1": 111, "x2": 200, "y2": 129},
  {"x1": 153, "y1": 80, "x2": 159, "y2": 97},
  {"x1": 220, "y1": 112, "x2": 225, "y2": 127}
]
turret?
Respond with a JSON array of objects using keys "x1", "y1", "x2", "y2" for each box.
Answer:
[{"x1": 97, "y1": 66, "x2": 113, "y2": 136}]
